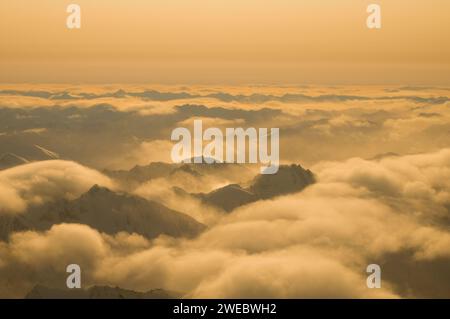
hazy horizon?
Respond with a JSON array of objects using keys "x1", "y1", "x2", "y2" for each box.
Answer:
[{"x1": 1, "y1": 0, "x2": 449, "y2": 84}]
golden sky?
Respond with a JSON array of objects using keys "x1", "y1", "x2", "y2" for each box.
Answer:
[{"x1": 1, "y1": 0, "x2": 449, "y2": 84}]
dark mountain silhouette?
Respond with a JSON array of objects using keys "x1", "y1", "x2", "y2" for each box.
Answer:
[
  {"x1": 104, "y1": 162, "x2": 175, "y2": 185},
  {"x1": 197, "y1": 184, "x2": 258, "y2": 212},
  {"x1": 0, "y1": 185, "x2": 206, "y2": 240},
  {"x1": 195, "y1": 165, "x2": 315, "y2": 212},
  {"x1": 25, "y1": 284, "x2": 180, "y2": 299},
  {"x1": 249, "y1": 164, "x2": 315, "y2": 199},
  {"x1": 104, "y1": 159, "x2": 250, "y2": 189}
]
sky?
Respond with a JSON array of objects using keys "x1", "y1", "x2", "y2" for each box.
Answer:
[{"x1": 0, "y1": 0, "x2": 449, "y2": 84}]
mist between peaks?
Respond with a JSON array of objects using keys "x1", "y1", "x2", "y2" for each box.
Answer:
[{"x1": 171, "y1": 120, "x2": 280, "y2": 175}]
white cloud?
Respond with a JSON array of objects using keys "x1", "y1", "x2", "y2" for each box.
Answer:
[{"x1": 0, "y1": 160, "x2": 115, "y2": 214}]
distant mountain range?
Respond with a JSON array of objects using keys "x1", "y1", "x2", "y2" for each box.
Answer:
[
  {"x1": 104, "y1": 158, "x2": 251, "y2": 189},
  {"x1": 0, "y1": 185, "x2": 206, "y2": 240},
  {"x1": 26, "y1": 284, "x2": 180, "y2": 299}
]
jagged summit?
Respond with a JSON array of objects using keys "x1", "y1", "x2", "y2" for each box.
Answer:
[
  {"x1": 195, "y1": 164, "x2": 315, "y2": 212},
  {"x1": 88, "y1": 183, "x2": 105, "y2": 192},
  {"x1": 104, "y1": 157, "x2": 251, "y2": 190},
  {"x1": 198, "y1": 184, "x2": 257, "y2": 212},
  {"x1": 250, "y1": 164, "x2": 315, "y2": 199},
  {"x1": 186, "y1": 156, "x2": 223, "y2": 164},
  {"x1": 112, "y1": 89, "x2": 127, "y2": 98},
  {"x1": 0, "y1": 185, "x2": 206, "y2": 240},
  {"x1": 85, "y1": 184, "x2": 116, "y2": 195}
]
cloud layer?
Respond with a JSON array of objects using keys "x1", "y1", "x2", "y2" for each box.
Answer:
[
  {"x1": 1, "y1": 149, "x2": 450, "y2": 298},
  {"x1": 0, "y1": 160, "x2": 115, "y2": 214},
  {"x1": 1, "y1": 85, "x2": 449, "y2": 170},
  {"x1": 0, "y1": 85, "x2": 449, "y2": 298}
]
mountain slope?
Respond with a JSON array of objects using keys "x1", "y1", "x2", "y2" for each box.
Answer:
[
  {"x1": 197, "y1": 184, "x2": 257, "y2": 212},
  {"x1": 104, "y1": 162, "x2": 175, "y2": 186},
  {"x1": 104, "y1": 160, "x2": 251, "y2": 189},
  {"x1": 0, "y1": 185, "x2": 206, "y2": 240},
  {"x1": 196, "y1": 165, "x2": 315, "y2": 212},
  {"x1": 249, "y1": 164, "x2": 315, "y2": 199}
]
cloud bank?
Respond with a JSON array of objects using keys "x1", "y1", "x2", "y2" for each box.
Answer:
[
  {"x1": 0, "y1": 160, "x2": 115, "y2": 214},
  {"x1": 1, "y1": 149, "x2": 450, "y2": 298}
]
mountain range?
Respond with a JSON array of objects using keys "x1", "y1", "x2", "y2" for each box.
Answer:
[
  {"x1": 104, "y1": 159, "x2": 251, "y2": 189},
  {"x1": 0, "y1": 185, "x2": 206, "y2": 241},
  {"x1": 25, "y1": 284, "x2": 180, "y2": 299}
]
